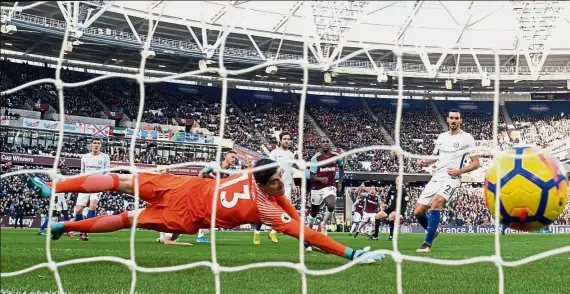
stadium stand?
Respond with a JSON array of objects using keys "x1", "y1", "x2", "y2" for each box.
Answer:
[{"x1": 1, "y1": 59, "x2": 569, "y2": 227}]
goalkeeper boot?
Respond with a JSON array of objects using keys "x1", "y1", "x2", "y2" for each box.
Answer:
[
  {"x1": 351, "y1": 246, "x2": 385, "y2": 264},
  {"x1": 50, "y1": 223, "x2": 64, "y2": 240},
  {"x1": 196, "y1": 236, "x2": 210, "y2": 243},
  {"x1": 253, "y1": 232, "x2": 261, "y2": 245},
  {"x1": 415, "y1": 242, "x2": 432, "y2": 253},
  {"x1": 29, "y1": 175, "x2": 52, "y2": 198},
  {"x1": 268, "y1": 231, "x2": 279, "y2": 244}
]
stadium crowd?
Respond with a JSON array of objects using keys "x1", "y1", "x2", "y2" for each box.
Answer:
[{"x1": 1, "y1": 59, "x2": 569, "y2": 228}]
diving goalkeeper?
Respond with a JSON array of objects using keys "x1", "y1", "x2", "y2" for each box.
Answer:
[{"x1": 30, "y1": 159, "x2": 383, "y2": 263}]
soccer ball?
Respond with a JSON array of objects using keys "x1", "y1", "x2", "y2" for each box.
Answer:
[{"x1": 484, "y1": 146, "x2": 568, "y2": 231}]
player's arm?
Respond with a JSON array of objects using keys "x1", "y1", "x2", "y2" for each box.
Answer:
[
  {"x1": 273, "y1": 194, "x2": 301, "y2": 222},
  {"x1": 80, "y1": 155, "x2": 85, "y2": 174},
  {"x1": 198, "y1": 166, "x2": 212, "y2": 178},
  {"x1": 162, "y1": 237, "x2": 192, "y2": 246},
  {"x1": 351, "y1": 198, "x2": 361, "y2": 211},
  {"x1": 269, "y1": 150, "x2": 277, "y2": 161},
  {"x1": 449, "y1": 135, "x2": 480, "y2": 176},
  {"x1": 418, "y1": 136, "x2": 440, "y2": 167},
  {"x1": 337, "y1": 157, "x2": 345, "y2": 190},
  {"x1": 457, "y1": 154, "x2": 480, "y2": 174},
  {"x1": 261, "y1": 204, "x2": 361, "y2": 261},
  {"x1": 104, "y1": 154, "x2": 111, "y2": 174}
]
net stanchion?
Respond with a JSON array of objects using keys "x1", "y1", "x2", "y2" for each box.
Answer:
[
  {"x1": 492, "y1": 51, "x2": 505, "y2": 294},
  {"x1": 392, "y1": 46, "x2": 405, "y2": 294},
  {"x1": 295, "y1": 40, "x2": 311, "y2": 294},
  {"x1": 1, "y1": 3, "x2": 570, "y2": 294}
]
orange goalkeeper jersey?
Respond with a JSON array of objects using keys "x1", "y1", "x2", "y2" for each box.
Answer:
[{"x1": 189, "y1": 172, "x2": 348, "y2": 258}]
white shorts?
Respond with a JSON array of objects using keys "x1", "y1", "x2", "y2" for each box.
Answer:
[
  {"x1": 51, "y1": 193, "x2": 67, "y2": 211},
  {"x1": 362, "y1": 212, "x2": 376, "y2": 223},
  {"x1": 159, "y1": 232, "x2": 180, "y2": 243},
  {"x1": 310, "y1": 186, "x2": 337, "y2": 206},
  {"x1": 418, "y1": 179, "x2": 461, "y2": 206},
  {"x1": 76, "y1": 193, "x2": 100, "y2": 207},
  {"x1": 352, "y1": 211, "x2": 362, "y2": 223},
  {"x1": 284, "y1": 185, "x2": 292, "y2": 202}
]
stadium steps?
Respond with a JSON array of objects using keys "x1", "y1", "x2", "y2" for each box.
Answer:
[
  {"x1": 287, "y1": 91, "x2": 334, "y2": 142},
  {"x1": 359, "y1": 98, "x2": 395, "y2": 145},
  {"x1": 83, "y1": 88, "x2": 110, "y2": 112},
  {"x1": 500, "y1": 104, "x2": 514, "y2": 128},
  {"x1": 428, "y1": 99, "x2": 449, "y2": 131},
  {"x1": 226, "y1": 95, "x2": 271, "y2": 148}
]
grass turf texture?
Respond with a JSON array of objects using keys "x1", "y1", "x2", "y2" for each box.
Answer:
[{"x1": 1, "y1": 229, "x2": 568, "y2": 294}]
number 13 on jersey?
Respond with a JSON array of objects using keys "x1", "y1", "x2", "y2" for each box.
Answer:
[{"x1": 219, "y1": 173, "x2": 251, "y2": 209}]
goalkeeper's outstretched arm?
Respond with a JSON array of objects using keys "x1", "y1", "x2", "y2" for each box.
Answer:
[{"x1": 260, "y1": 198, "x2": 379, "y2": 262}]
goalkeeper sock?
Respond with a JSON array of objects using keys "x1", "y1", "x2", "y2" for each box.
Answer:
[
  {"x1": 87, "y1": 209, "x2": 96, "y2": 219},
  {"x1": 254, "y1": 223, "x2": 262, "y2": 233},
  {"x1": 63, "y1": 212, "x2": 130, "y2": 233},
  {"x1": 47, "y1": 174, "x2": 120, "y2": 193},
  {"x1": 416, "y1": 213, "x2": 429, "y2": 231},
  {"x1": 373, "y1": 218, "x2": 381, "y2": 235},
  {"x1": 388, "y1": 220, "x2": 395, "y2": 237},
  {"x1": 425, "y1": 210, "x2": 441, "y2": 245}
]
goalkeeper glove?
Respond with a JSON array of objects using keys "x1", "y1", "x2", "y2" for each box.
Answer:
[{"x1": 346, "y1": 246, "x2": 385, "y2": 263}]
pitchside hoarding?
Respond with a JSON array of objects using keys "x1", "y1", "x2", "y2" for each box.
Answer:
[
  {"x1": 0, "y1": 153, "x2": 203, "y2": 175},
  {"x1": 1, "y1": 216, "x2": 569, "y2": 233}
]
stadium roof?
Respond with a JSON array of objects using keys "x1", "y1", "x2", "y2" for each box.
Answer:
[{"x1": 1, "y1": 1, "x2": 570, "y2": 93}]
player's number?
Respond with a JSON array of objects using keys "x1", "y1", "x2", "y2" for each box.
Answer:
[
  {"x1": 444, "y1": 185, "x2": 456, "y2": 197},
  {"x1": 219, "y1": 173, "x2": 250, "y2": 209}
]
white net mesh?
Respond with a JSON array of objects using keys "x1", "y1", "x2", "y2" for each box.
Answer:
[{"x1": 1, "y1": 2, "x2": 569, "y2": 294}]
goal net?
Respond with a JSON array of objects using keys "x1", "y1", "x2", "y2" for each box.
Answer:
[{"x1": 1, "y1": 2, "x2": 569, "y2": 294}]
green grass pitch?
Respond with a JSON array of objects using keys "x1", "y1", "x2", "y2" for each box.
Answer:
[{"x1": 1, "y1": 229, "x2": 568, "y2": 294}]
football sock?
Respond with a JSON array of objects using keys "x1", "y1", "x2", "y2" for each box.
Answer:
[
  {"x1": 416, "y1": 213, "x2": 429, "y2": 231},
  {"x1": 389, "y1": 220, "x2": 395, "y2": 237},
  {"x1": 75, "y1": 213, "x2": 83, "y2": 222},
  {"x1": 197, "y1": 229, "x2": 205, "y2": 238},
  {"x1": 321, "y1": 210, "x2": 333, "y2": 227},
  {"x1": 47, "y1": 174, "x2": 120, "y2": 193},
  {"x1": 350, "y1": 223, "x2": 358, "y2": 234},
  {"x1": 425, "y1": 210, "x2": 441, "y2": 245},
  {"x1": 307, "y1": 215, "x2": 316, "y2": 229},
  {"x1": 63, "y1": 213, "x2": 70, "y2": 221},
  {"x1": 254, "y1": 224, "x2": 262, "y2": 233},
  {"x1": 39, "y1": 215, "x2": 49, "y2": 232},
  {"x1": 355, "y1": 222, "x2": 364, "y2": 233},
  {"x1": 87, "y1": 209, "x2": 96, "y2": 219},
  {"x1": 63, "y1": 212, "x2": 130, "y2": 233},
  {"x1": 501, "y1": 223, "x2": 507, "y2": 234},
  {"x1": 373, "y1": 218, "x2": 381, "y2": 235},
  {"x1": 270, "y1": 229, "x2": 277, "y2": 234}
]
